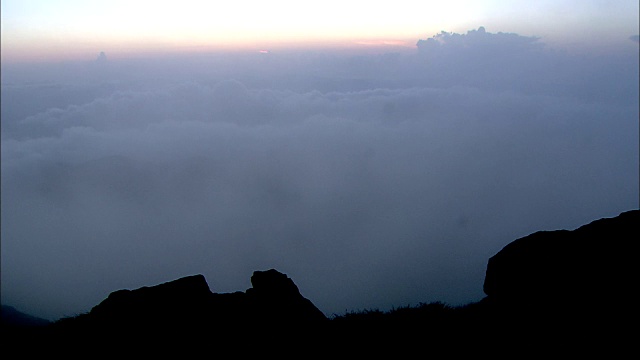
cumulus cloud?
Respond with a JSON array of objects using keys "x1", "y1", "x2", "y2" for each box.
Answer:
[
  {"x1": 1, "y1": 28, "x2": 638, "y2": 321},
  {"x1": 416, "y1": 26, "x2": 542, "y2": 54}
]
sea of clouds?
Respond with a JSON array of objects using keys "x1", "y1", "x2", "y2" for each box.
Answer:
[{"x1": 2, "y1": 28, "x2": 638, "y2": 321}]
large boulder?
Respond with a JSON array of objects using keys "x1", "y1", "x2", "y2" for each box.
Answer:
[
  {"x1": 86, "y1": 274, "x2": 214, "y2": 328},
  {"x1": 245, "y1": 269, "x2": 328, "y2": 323},
  {"x1": 482, "y1": 209, "x2": 638, "y2": 317}
]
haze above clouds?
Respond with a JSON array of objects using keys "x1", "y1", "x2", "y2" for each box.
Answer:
[{"x1": 1, "y1": 26, "x2": 639, "y2": 321}]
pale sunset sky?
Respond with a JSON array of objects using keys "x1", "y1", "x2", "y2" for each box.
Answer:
[{"x1": 2, "y1": 0, "x2": 638, "y2": 62}]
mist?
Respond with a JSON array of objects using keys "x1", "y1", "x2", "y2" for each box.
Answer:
[{"x1": 2, "y1": 28, "x2": 638, "y2": 321}]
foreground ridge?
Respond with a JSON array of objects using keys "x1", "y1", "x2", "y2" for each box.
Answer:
[{"x1": 3, "y1": 210, "x2": 637, "y2": 353}]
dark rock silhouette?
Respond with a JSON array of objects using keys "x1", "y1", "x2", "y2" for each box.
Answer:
[
  {"x1": 85, "y1": 274, "x2": 214, "y2": 328},
  {"x1": 480, "y1": 210, "x2": 640, "y2": 349},
  {"x1": 55, "y1": 268, "x2": 326, "y2": 335},
  {"x1": 245, "y1": 268, "x2": 327, "y2": 323},
  {"x1": 484, "y1": 209, "x2": 637, "y2": 301}
]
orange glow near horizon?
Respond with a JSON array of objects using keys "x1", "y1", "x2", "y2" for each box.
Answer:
[
  {"x1": 2, "y1": 0, "x2": 637, "y2": 64},
  {"x1": 0, "y1": 0, "x2": 482, "y2": 63},
  {"x1": 1, "y1": 34, "x2": 421, "y2": 64}
]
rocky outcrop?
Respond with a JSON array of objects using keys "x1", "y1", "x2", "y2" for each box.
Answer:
[
  {"x1": 245, "y1": 269, "x2": 327, "y2": 323},
  {"x1": 63, "y1": 269, "x2": 326, "y2": 333},
  {"x1": 86, "y1": 274, "x2": 214, "y2": 328},
  {"x1": 482, "y1": 209, "x2": 638, "y2": 319}
]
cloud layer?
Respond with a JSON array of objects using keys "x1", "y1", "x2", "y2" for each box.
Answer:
[{"x1": 2, "y1": 28, "x2": 638, "y2": 320}]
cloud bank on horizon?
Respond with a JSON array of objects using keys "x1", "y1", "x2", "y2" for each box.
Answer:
[{"x1": 1, "y1": 27, "x2": 638, "y2": 321}]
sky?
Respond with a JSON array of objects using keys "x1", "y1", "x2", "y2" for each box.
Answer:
[
  {"x1": 1, "y1": 1, "x2": 639, "y2": 321},
  {"x1": 2, "y1": 0, "x2": 639, "y2": 62}
]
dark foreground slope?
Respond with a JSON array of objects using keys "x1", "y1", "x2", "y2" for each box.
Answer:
[{"x1": 2, "y1": 210, "x2": 637, "y2": 354}]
